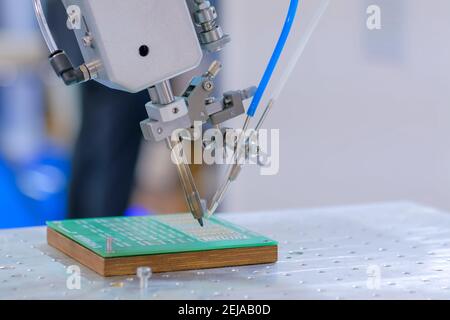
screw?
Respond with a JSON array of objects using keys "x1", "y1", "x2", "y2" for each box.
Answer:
[
  {"x1": 206, "y1": 97, "x2": 215, "y2": 104},
  {"x1": 82, "y1": 34, "x2": 93, "y2": 47},
  {"x1": 137, "y1": 267, "x2": 152, "y2": 289},
  {"x1": 203, "y1": 80, "x2": 214, "y2": 92}
]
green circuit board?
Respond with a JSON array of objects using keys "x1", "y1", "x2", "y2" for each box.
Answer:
[{"x1": 47, "y1": 214, "x2": 277, "y2": 258}]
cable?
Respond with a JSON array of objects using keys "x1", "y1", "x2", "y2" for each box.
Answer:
[
  {"x1": 207, "y1": 0, "x2": 331, "y2": 217},
  {"x1": 247, "y1": 0, "x2": 299, "y2": 117},
  {"x1": 272, "y1": 0, "x2": 330, "y2": 102},
  {"x1": 255, "y1": 0, "x2": 330, "y2": 130},
  {"x1": 32, "y1": 0, "x2": 58, "y2": 54},
  {"x1": 207, "y1": 0, "x2": 300, "y2": 216}
]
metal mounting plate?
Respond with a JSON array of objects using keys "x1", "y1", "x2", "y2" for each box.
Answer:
[{"x1": 1, "y1": 202, "x2": 450, "y2": 300}]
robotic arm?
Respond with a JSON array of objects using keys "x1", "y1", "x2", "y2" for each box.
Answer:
[
  {"x1": 34, "y1": 0, "x2": 329, "y2": 227},
  {"x1": 33, "y1": 0, "x2": 256, "y2": 226}
]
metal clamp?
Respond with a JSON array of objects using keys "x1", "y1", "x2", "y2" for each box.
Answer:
[{"x1": 141, "y1": 62, "x2": 255, "y2": 143}]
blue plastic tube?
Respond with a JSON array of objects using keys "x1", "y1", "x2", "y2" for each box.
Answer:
[{"x1": 247, "y1": 0, "x2": 299, "y2": 117}]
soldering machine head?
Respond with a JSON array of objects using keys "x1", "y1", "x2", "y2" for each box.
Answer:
[{"x1": 61, "y1": 0, "x2": 204, "y2": 93}]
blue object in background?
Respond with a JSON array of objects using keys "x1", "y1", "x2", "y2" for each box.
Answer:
[
  {"x1": 0, "y1": 144, "x2": 70, "y2": 229},
  {"x1": 125, "y1": 206, "x2": 152, "y2": 217},
  {"x1": 0, "y1": 0, "x2": 70, "y2": 229},
  {"x1": 0, "y1": 157, "x2": 31, "y2": 228}
]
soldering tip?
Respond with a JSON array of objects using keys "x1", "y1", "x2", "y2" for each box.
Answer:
[{"x1": 197, "y1": 218, "x2": 204, "y2": 227}]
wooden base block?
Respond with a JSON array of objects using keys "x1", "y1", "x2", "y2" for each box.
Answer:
[{"x1": 47, "y1": 228, "x2": 278, "y2": 277}]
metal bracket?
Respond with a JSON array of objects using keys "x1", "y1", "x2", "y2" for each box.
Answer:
[
  {"x1": 209, "y1": 88, "x2": 256, "y2": 125},
  {"x1": 141, "y1": 62, "x2": 255, "y2": 143}
]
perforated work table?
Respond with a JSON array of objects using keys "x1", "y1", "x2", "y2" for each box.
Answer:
[{"x1": 1, "y1": 202, "x2": 450, "y2": 300}]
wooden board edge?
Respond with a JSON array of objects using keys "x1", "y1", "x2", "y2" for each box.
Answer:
[
  {"x1": 47, "y1": 227, "x2": 278, "y2": 277},
  {"x1": 47, "y1": 228, "x2": 107, "y2": 276},
  {"x1": 104, "y1": 245, "x2": 278, "y2": 276}
]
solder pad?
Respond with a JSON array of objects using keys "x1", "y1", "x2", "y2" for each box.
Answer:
[{"x1": 47, "y1": 214, "x2": 278, "y2": 277}]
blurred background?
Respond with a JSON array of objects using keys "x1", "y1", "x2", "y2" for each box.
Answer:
[{"x1": 1, "y1": 0, "x2": 450, "y2": 229}]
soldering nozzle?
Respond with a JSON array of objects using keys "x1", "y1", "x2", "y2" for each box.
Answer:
[
  {"x1": 167, "y1": 138, "x2": 206, "y2": 227},
  {"x1": 197, "y1": 218, "x2": 204, "y2": 227}
]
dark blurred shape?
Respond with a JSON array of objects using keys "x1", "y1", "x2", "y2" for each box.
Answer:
[{"x1": 47, "y1": 1, "x2": 148, "y2": 219}]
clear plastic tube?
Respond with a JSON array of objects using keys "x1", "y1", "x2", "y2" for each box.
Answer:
[
  {"x1": 255, "y1": 0, "x2": 330, "y2": 130},
  {"x1": 33, "y1": 0, "x2": 58, "y2": 53},
  {"x1": 207, "y1": 0, "x2": 331, "y2": 217},
  {"x1": 207, "y1": 1, "x2": 301, "y2": 216},
  {"x1": 271, "y1": 0, "x2": 330, "y2": 102},
  {"x1": 247, "y1": 0, "x2": 299, "y2": 117}
]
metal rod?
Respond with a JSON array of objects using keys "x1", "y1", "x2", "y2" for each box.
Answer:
[
  {"x1": 154, "y1": 80, "x2": 175, "y2": 105},
  {"x1": 207, "y1": 116, "x2": 251, "y2": 216},
  {"x1": 255, "y1": 99, "x2": 275, "y2": 131}
]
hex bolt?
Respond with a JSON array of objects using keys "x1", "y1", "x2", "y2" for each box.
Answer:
[{"x1": 203, "y1": 80, "x2": 214, "y2": 92}]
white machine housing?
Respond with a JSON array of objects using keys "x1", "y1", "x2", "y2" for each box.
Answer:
[{"x1": 62, "y1": 0, "x2": 203, "y2": 93}]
